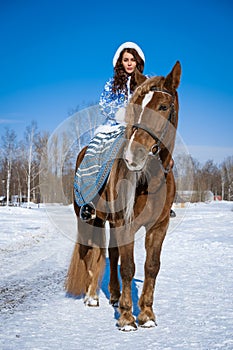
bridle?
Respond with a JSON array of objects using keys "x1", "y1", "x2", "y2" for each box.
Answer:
[{"x1": 132, "y1": 87, "x2": 176, "y2": 157}]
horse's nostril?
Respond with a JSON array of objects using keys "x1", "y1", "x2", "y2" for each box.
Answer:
[
  {"x1": 125, "y1": 157, "x2": 136, "y2": 167},
  {"x1": 124, "y1": 154, "x2": 132, "y2": 165}
]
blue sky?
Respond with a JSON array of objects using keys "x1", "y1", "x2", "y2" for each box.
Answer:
[{"x1": 0, "y1": 0, "x2": 233, "y2": 164}]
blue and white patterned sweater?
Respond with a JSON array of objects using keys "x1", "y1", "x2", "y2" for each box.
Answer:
[{"x1": 99, "y1": 77, "x2": 132, "y2": 126}]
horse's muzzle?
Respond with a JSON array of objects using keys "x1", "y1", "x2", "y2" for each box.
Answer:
[{"x1": 124, "y1": 145, "x2": 148, "y2": 171}]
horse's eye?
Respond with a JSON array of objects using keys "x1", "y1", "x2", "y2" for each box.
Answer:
[{"x1": 159, "y1": 105, "x2": 168, "y2": 111}]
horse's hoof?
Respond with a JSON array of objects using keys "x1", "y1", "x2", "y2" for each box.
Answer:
[
  {"x1": 118, "y1": 323, "x2": 138, "y2": 332},
  {"x1": 139, "y1": 320, "x2": 157, "y2": 328},
  {"x1": 84, "y1": 297, "x2": 99, "y2": 307}
]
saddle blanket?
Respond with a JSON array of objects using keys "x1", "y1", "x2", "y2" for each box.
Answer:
[{"x1": 74, "y1": 125, "x2": 126, "y2": 206}]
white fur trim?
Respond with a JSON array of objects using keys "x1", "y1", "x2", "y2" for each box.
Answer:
[
  {"x1": 94, "y1": 124, "x2": 122, "y2": 135},
  {"x1": 113, "y1": 41, "x2": 145, "y2": 67},
  {"x1": 115, "y1": 107, "x2": 126, "y2": 123}
]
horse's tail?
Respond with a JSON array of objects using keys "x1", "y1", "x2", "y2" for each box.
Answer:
[{"x1": 65, "y1": 242, "x2": 106, "y2": 297}]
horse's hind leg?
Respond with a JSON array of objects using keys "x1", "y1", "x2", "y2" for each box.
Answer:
[
  {"x1": 84, "y1": 246, "x2": 105, "y2": 306},
  {"x1": 65, "y1": 217, "x2": 106, "y2": 306},
  {"x1": 81, "y1": 217, "x2": 106, "y2": 306}
]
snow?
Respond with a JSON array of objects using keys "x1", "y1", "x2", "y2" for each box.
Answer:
[{"x1": 0, "y1": 201, "x2": 233, "y2": 349}]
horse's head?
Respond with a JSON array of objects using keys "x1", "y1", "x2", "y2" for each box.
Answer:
[{"x1": 124, "y1": 61, "x2": 181, "y2": 171}]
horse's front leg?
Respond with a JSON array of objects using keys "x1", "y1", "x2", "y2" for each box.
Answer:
[
  {"x1": 138, "y1": 224, "x2": 167, "y2": 327},
  {"x1": 118, "y1": 241, "x2": 137, "y2": 331},
  {"x1": 108, "y1": 246, "x2": 120, "y2": 306},
  {"x1": 108, "y1": 225, "x2": 121, "y2": 306}
]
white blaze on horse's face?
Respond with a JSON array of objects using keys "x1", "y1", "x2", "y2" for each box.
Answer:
[
  {"x1": 124, "y1": 91, "x2": 155, "y2": 171},
  {"x1": 138, "y1": 91, "x2": 154, "y2": 123}
]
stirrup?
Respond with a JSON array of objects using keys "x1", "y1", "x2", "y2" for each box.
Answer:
[
  {"x1": 80, "y1": 202, "x2": 96, "y2": 221},
  {"x1": 170, "y1": 209, "x2": 176, "y2": 218}
]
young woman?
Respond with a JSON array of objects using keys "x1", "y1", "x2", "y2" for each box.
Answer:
[
  {"x1": 99, "y1": 41, "x2": 145, "y2": 126},
  {"x1": 79, "y1": 42, "x2": 146, "y2": 221}
]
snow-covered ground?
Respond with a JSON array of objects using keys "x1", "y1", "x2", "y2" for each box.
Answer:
[{"x1": 0, "y1": 201, "x2": 233, "y2": 350}]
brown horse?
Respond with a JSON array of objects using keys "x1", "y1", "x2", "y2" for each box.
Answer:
[{"x1": 65, "y1": 61, "x2": 181, "y2": 331}]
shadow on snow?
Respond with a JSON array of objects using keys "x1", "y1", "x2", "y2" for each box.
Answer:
[{"x1": 66, "y1": 257, "x2": 143, "y2": 322}]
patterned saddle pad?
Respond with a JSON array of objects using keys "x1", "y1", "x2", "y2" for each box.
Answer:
[{"x1": 74, "y1": 125, "x2": 125, "y2": 206}]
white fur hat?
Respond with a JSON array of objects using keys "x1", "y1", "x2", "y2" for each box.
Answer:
[{"x1": 112, "y1": 41, "x2": 145, "y2": 67}]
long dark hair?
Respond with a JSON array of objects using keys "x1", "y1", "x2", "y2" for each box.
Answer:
[{"x1": 112, "y1": 48, "x2": 144, "y2": 95}]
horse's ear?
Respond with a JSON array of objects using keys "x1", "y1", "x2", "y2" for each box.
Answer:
[
  {"x1": 134, "y1": 68, "x2": 147, "y2": 86},
  {"x1": 164, "y1": 61, "x2": 181, "y2": 91}
]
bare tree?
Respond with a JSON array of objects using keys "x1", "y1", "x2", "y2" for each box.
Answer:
[
  {"x1": 0, "y1": 128, "x2": 17, "y2": 206},
  {"x1": 32, "y1": 130, "x2": 50, "y2": 205},
  {"x1": 221, "y1": 156, "x2": 233, "y2": 200},
  {"x1": 22, "y1": 121, "x2": 39, "y2": 208}
]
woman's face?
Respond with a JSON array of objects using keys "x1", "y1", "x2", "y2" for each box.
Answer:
[{"x1": 121, "y1": 52, "x2": 137, "y2": 74}]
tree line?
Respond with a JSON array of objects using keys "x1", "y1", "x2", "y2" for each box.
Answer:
[
  {"x1": 0, "y1": 122, "x2": 49, "y2": 207},
  {"x1": 0, "y1": 120, "x2": 233, "y2": 206}
]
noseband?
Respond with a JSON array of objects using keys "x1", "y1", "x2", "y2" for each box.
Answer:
[{"x1": 133, "y1": 88, "x2": 176, "y2": 156}]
